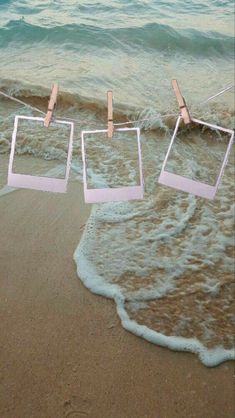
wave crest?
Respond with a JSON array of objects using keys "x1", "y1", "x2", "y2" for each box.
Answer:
[{"x1": 0, "y1": 20, "x2": 234, "y2": 58}]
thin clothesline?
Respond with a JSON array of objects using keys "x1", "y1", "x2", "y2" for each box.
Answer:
[
  {"x1": 192, "y1": 84, "x2": 234, "y2": 108},
  {"x1": 0, "y1": 84, "x2": 234, "y2": 128},
  {"x1": 0, "y1": 90, "x2": 45, "y2": 115}
]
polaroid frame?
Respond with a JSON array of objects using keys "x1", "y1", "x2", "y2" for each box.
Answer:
[
  {"x1": 8, "y1": 115, "x2": 74, "y2": 193},
  {"x1": 81, "y1": 127, "x2": 144, "y2": 203},
  {"x1": 158, "y1": 115, "x2": 234, "y2": 200}
]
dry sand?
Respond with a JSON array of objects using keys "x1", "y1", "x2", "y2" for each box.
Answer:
[{"x1": 0, "y1": 155, "x2": 234, "y2": 418}]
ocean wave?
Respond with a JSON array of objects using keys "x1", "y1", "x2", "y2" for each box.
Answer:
[
  {"x1": 0, "y1": 79, "x2": 234, "y2": 160},
  {"x1": 0, "y1": 20, "x2": 234, "y2": 58},
  {"x1": 0, "y1": 78, "x2": 135, "y2": 128},
  {"x1": 1, "y1": 78, "x2": 234, "y2": 120}
]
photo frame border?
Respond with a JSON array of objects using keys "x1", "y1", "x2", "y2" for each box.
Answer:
[
  {"x1": 158, "y1": 115, "x2": 234, "y2": 199},
  {"x1": 8, "y1": 115, "x2": 74, "y2": 193},
  {"x1": 81, "y1": 127, "x2": 144, "y2": 203}
]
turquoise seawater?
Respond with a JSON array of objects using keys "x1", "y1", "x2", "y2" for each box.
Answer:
[
  {"x1": 0, "y1": 0, "x2": 234, "y2": 111},
  {"x1": 0, "y1": 1, "x2": 234, "y2": 366}
]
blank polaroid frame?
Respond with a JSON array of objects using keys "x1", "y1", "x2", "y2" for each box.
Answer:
[
  {"x1": 158, "y1": 115, "x2": 234, "y2": 200},
  {"x1": 8, "y1": 115, "x2": 74, "y2": 193},
  {"x1": 81, "y1": 127, "x2": 144, "y2": 203}
]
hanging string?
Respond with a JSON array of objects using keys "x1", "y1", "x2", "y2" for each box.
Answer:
[
  {"x1": 0, "y1": 84, "x2": 234, "y2": 127},
  {"x1": 0, "y1": 90, "x2": 45, "y2": 115},
  {"x1": 191, "y1": 84, "x2": 234, "y2": 109}
]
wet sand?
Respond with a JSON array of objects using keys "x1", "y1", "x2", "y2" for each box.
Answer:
[{"x1": 0, "y1": 155, "x2": 234, "y2": 418}]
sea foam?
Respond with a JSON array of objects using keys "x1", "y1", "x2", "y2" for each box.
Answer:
[{"x1": 74, "y1": 123, "x2": 234, "y2": 367}]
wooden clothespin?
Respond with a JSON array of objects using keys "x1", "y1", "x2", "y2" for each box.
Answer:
[
  {"x1": 44, "y1": 84, "x2": 59, "y2": 127},
  {"x1": 172, "y1": 79, "x2": 191, "y2": 125},
  {"x1": 107, "y1": 90, "x2": 114, "y2": 138}
]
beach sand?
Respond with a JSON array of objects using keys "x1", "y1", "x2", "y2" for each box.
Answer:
[{"x1": 0, "y1": 155, "x2": 234, "y2": 418}]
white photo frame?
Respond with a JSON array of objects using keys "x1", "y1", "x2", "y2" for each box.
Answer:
[
  {"x1": 8, "y1": 115, "x2": 74, "y2": 193},
  {"x1": 158, "y1": 116, "x2": 234, "y2": 199},
  {"x1": 81, "y1": 127, "x2": 144, "y2": 203}
]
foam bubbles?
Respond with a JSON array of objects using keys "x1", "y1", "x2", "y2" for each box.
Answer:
[{"x1": 74, "y1": 125, "x2": 235, "y2": 366}]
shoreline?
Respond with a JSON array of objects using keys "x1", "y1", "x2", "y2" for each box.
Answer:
[{"x1": 0, "y1": 155, "x2": 234, "y2": 417}]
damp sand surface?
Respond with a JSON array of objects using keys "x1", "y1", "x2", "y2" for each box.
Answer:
[{"x1": 0, "y1": 155, "x2": 234, "y2": 418}]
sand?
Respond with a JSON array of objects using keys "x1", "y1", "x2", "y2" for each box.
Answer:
[{"x1": 0, "y1": 155, "x2": 234, "y2": 418}]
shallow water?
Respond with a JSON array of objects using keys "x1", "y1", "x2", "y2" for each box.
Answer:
[{"x1": 0, "y1": 0, "x2": 234, "y2": 365}]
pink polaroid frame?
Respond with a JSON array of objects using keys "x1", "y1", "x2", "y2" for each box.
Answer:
[
  {"x1": 8, "y1": 115, "x2": 74, "y2": 193},
  {"x1": 158, "y1": 115, "x2": 234, "y2": 200},
  {"x1": 81, "y1": 127, "x2": 144, "y2": 203}
]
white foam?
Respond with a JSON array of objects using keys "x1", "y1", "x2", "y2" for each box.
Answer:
[
  {"x1": 115, "y1": 296, "x2": 235, "y2": 367},
  {"x1": 74, "y1": 239, "x2": 235, "y2": 366},
  {"x1": 73, "y1": 128, "x2": 234, "y2": 367}
]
